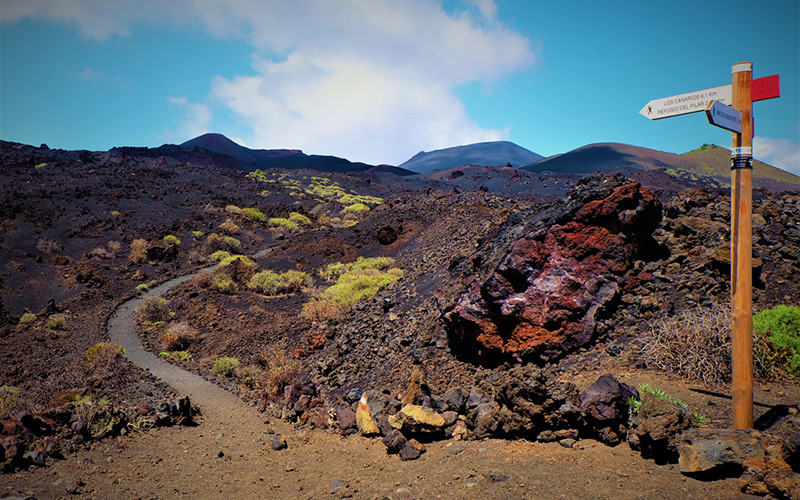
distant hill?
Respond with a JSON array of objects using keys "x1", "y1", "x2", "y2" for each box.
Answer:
[
  {"x1": 524, "y1": 142, "x2": 799, "y2": 192},
  {"x1": 166, "y1": 133, "x2": 411, "y2": 175},
  {"x1": 399, "y1": 141, "x2": 544, "y2": 174},
  {"x1": 681, "y1": 144, "x2": 799, "y2": 192}
]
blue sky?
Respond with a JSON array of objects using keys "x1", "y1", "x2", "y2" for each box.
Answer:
[{"x1": 1, "y1": 0, "x2": 798, "y2": 174}]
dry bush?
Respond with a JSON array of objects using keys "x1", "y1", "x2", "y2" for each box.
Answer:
[
  {"x1": 641, "y1": 303, "x2": 775, "y2": 386},
  {"x1": 36, "y1": 237, "x2": 64, "y2": 254},
  {"x1": 135, "y1": 296, "x2": 171, "y2": 324},
  {"x1": 255, "y1": 347, "x2": 300, "y2": 402},
  {"x1": 161, "y1": 321, "x2": 192, "y2": 350},
  {"x1": 219, "y1": 220, "x2": 241, "y2": 235},
  {"x1": 128, "y1": 238, "x2": 149, "y2": 265}
]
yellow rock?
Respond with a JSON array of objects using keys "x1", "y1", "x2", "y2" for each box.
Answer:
[
  {"x1": 355, "y1": 394, "x2": 380, "y2": 436},
  {"x1": 389, "y1": 404, "x2": 445, "y2": 433}
]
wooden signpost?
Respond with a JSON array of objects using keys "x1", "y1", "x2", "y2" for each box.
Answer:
[{"x1": 640, "y1": 62, "x2": 780, "y2": 429}]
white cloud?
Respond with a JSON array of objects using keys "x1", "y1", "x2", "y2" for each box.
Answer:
[
  {"x1": 167, "y1": 96, "x2": 212, "y2": 142},
  {"x1": 754, "y1": 136, "x2": 800, "y2": 177},
  {"x1": 3, "y1": 0, "x2": 537, "y2": 164}
]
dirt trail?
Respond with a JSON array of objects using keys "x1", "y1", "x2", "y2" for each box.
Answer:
[
  {"x1": 107, "y1": 264, "x2": 250, "y2": 423},
  {"x1": 0, "y1": 254, "x2": 746, "y2": 500}
]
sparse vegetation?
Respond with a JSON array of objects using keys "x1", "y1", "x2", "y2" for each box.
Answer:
[
  {"x1": 206, "y1": 233, "x2": 241, "y2": 252},
  {"x1": 248, "y1": 269, "x2": 312, "y2": 295},
  {"x1": 219, "y1": 220, "x2": 240, "y2": 234},
  {"x1": 641, "y1": 303, "x2": 777, "y2": 385},
  {"x1": 629, "y1": 383, "x2": 708, "y2": 427},
  {"x1": 128, "y1": 238, "x2": 149, "y2": 264},
  {"x1": 159, "y1": 351, "x2": 192, "y2": 362},
  {"x1": 303, "y1": 257, "x2": 402, "y2": 320},
  {"x1": 343, "y1": 202, "x2": 370, "y2": 213},
  {"x1": 218, "y1": 254, "x2": 255, "y2": 268},
  {"x1": 210, "y1": 273, "x2": 238, "y2": 294},
  {"x1": 241, "y1": 207, "x2": 266, "y2": 222},
  {"x1": 192, "y1": 230, "x2": 204, "y2": 237},
  {"x1": 85, "y1": 342, "x2": 126, "y2": 364},
  {"x1": 135, "y1": 283, "x2": 149, "y2": 293},
  {"x1": 288, "y1": 212, "x2": 311, "y2": 225},
  {"x1": 212, "y1": 357, "x2": 239, "y2": 377},
  {"x1": 256, "y1": 348, "x2": 300, "y2": 402},
  {"x1": 754, "y1": 305, "x2": 800, "y2": 376},
  {"x1": 163, "y1": 234, "x2": 181, "y2": 246},
  {"x1": 160, "y1": 322, "x2": 192, "y2": 351},
  {"x1": 136, "y1": 296, "x2": 171, "y2": 324},
  {"x1": 18, "y1": 312, "x2": 37, "y2": 325},
  {"x1": 225, "y1": 204, "x2": 242, "y2": 215},
  {"x1": 0, "y1": 385, "x2": 21, "y2": 417},
  {"x1": 47, "y1": 314, "x2": 66, "y2": 330},
  {"x1": 269, "y1": 217, "x2": 298, "y2": 230}
]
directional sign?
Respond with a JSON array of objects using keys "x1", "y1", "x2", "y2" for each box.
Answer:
[
  {"x1": 752, "y1": 74, "x2": 780, "y2": 101},
  {"x1": 639, "y1": 85, "x2": 731, "y2": 120},
  {"x1": 706, "y1": 100, "x2": 742, "y2": 133},
  {"x1": 639, "y1": 75, "x2": 780, "y2": 120}
]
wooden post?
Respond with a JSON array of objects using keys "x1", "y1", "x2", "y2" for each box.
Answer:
[{"x1": 730, "y1": 61, "x2": 754, "y2": 429}]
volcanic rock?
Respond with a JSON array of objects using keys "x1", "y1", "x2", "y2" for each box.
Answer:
[
  {"x1": 444, "y1": 181, "x2": 661, "y2": 362},
  {"x1": 629, "y1": 394, "x2": 695, "y2": 463},
  {"x1": 579, "y1": 374, "x2": 638, "y2": 445},
  {"x1": 677, "y1": 428, "x2": 763, "y2": 474},
  {"x1": 388, "y1": 405, "x2": 446, "y2": 434}
]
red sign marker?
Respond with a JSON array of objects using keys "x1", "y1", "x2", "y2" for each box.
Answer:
[{"x1": 752, "y1": 74, "x2": 780, "y2": 102}]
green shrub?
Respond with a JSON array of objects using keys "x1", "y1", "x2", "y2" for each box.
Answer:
[
  {"x1": 210, "y1": 273, "x2": 238, "y2": 294},
  {"x1": 288, "y1": 212, "x2": 311, "y2": 225},
  {"x1": 18, "y1": 312, "x2": 36, "y2": 325},
  {"x1": 192, "y1": 230, "x2": 204, "y2": 237},
  {"x1": 212, "y1": 357, "x2": 239, "y2": 377},
  {"x1": 210, "y1": 250, "x2": 231, "y2": 261},
  {"x1": 343, "y1": 202, "x2": 370, "y2": 213},
  {"x1": 135, "y1": 283, "x2": 149, "y2": 293},
  {"x1": 206, "y1": 233, "x2": 241, "y2": 252},
  {"x1": 225, "y1": 205, "x2": 242, "y2": 215},
  {"x1": 303, "y1": 261, "x2": 402, "y2": 320},
  {"x1": 34, "y1": 162, "x2": 47, "y2": 169},
  {"x1": 241, "y1": 207, "x2": 266, "y2": 222},
  {"x1": 47, "y1": 314, "x2": 66, "y2": 330},
  {"x1": 218, "y1": 254, "x2": 255, "y2": 268},
  {"x1": 163, "y1": 234, "x2": 181, "y2": 246},
  {"x1": 269, "y1": 217, "x2": 298, "y2": 230},
  {"x1": 159, "y1": 351, "x2": 192, "y2": 362},
  {"x1": 754, "y1": 305, "x2": 800, "y2": 376},
  {"x1": 248, "y1": 269, "x2": 312, "y2": 294}
]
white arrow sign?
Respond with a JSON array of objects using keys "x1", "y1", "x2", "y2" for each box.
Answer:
[
  {"x1": 639, "y1": 84, "x2": 732, "y2": 120},
  {"x1": 705, "y1": 100, "x2": 742, "y2": 133}
]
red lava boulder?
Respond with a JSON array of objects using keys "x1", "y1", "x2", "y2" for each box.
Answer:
[{"x1": 444, "y1": 180, "x2": 661, "y2": 362}]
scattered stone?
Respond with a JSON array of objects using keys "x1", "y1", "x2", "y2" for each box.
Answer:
[
  {"x1": 389, "y1": 404, "x2": 446, "y2": 434},
  {"x1": 559, "y1": 438, "x2": 576, "y2": 449},
  {"x1": 399, "y1": 439, "x2": 425, "y2": 461},
  {"x1": 271, "y1": 435, "x2": 288, "y2": 451},
  {"x1": 629, "y1": 393, "x2": 694, "y2": 463},
  {"x1": 382, "y1": 429, "x2": 407, "y2": 454},
  {"x1": 23, "y1": 450, "x2": 45, "y2": 467},
  {"x1": 329, "y1": 479, "x2": 353, "y2": 498},
  {"x1": 442, "y1": 388, "x2": 464, "y2": 412},
  {"x1": 336, "y1": 407, "x2": 357, "y2": 435},
  {"x1": 580, "y1": 374, "x2": 638, "y2": 445},
  {"x1": 677, "y1": 428, "x2": 764, "y2": 474},
  {"x1": 537, "y1": 430, "x2": 557, "y2": 442}
]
